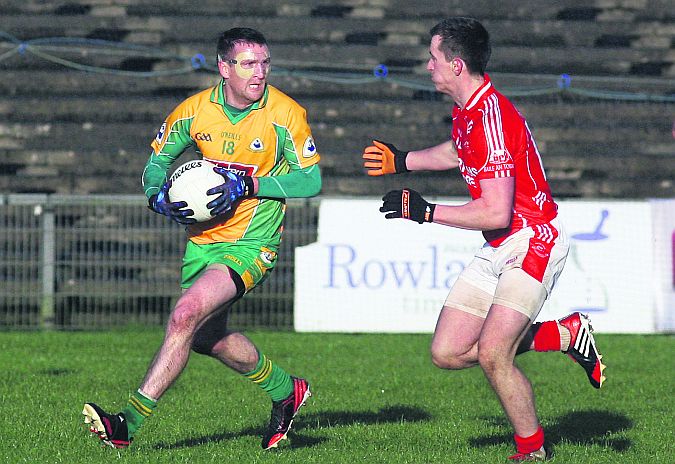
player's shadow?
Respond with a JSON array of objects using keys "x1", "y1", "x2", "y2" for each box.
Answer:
[
  {"x1": 153, "y1": 404, "x2": 431, "y2": 450},
  {"x1": 469, "y1": 410, "x2": 632, "y2": 453}
]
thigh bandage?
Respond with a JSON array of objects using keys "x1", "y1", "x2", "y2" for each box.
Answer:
[
  {"x1": 443, "y1": 277, "x2": 494, "y2": 319},
  {"x1": 493, "y1": 268, "x2": 547, "y2": 319}
]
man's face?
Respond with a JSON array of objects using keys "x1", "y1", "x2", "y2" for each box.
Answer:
[
  {"x1": 426, "y1": 35, "x2": 456, "y2": 95},
  {"x1": 218, "y1": 42, "x2": 271, "y2": 108}
]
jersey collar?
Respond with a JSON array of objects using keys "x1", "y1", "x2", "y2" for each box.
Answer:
[
  {"x1": 210, "y1": 79, "x2": 270, "y2": 123},
  {"x1": 463, "y1": 73, "x2": 493, "y2": 112}
]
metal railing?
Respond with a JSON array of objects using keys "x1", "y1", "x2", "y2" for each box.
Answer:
[{"x1": 0, "y1": 194, "x2": 319, "y2": 330}]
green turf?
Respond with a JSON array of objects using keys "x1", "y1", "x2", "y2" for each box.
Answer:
[{"x1": 0, "y1": 329, "x2": 672, "y2": 463}]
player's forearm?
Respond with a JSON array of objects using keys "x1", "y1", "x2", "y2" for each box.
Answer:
[
  {"x1": 432, "y1": 198, "x2": 511, "y2": 231},
  {"x1": 433, "y1": 178, "x2": 514, "y2": 230},
  {"x1": 142, "y1": 152, "x2": 175, "y2": 198},
  {"x1": 407, "y1": 140, "x2": 459, "y2": 171},
  {"x1": 256, "y1": 164, "x2": 322, "y2": 198}
]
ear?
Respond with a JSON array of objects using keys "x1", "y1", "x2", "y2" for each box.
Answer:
[
  {"x1": 217, "y1": 60, "x2": 229, "y2": 79},
  {"x1": 452, "y1": 58, "x2": 464, "y2": 76}
]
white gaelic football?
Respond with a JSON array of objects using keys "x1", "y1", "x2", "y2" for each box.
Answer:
[{"x1": 168, "y1": 159, "x2": 224, "y2": 223}]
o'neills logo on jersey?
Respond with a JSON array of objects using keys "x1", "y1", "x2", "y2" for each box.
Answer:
[
  {"x1": 488, "y1": 149, "x2": 513, "y2": 165},
  {"x1": 302, "y1": 136, "x2": 317, "y2": 158},
  {"x1": 155, "y1": 122, "x2": 167, "y2": 144}
]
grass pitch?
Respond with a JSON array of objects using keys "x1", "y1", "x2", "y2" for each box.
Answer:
[{"x1": 0, "y1": 329, "x2": 672, "y2": 463}]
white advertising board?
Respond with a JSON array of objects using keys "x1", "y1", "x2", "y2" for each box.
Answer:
[
  {"x1": 295, "y1": 199, "x2": 657, "y2": 333},
  {"x1": 539, "y1": 200, "x2": 654, "y2": 333},
  {"x1": 651, "y1": 199, "x2": 675, "y2": 332}
]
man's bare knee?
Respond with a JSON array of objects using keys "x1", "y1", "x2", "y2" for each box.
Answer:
[
  {"x1": 167, "y1": 302, "x2": 203, "y2": 336},
  {"x1": 477, "y1": 342, "x2": 513, "y2": 377},
  {"x1": 430, "y1": 346, "x2": 474, "y2": 370}
]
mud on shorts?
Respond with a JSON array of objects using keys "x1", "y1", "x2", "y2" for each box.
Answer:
[
  {"x1": 181, "y1": 239, "x2": 279, "y2": 294},
  {"x1": 444, "y1": 218, "x2": 569, "y2": 320}
]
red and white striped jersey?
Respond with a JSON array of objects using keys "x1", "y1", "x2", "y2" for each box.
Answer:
[{"x1": 452, "y1": 74, "x2": 558, "y2": 246}]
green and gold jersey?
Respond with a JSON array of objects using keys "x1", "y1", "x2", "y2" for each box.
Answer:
[{"x1": 144, "y1": 82, "x2": 320, "y2": 245}]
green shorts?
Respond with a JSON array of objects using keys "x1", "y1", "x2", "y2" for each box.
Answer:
[{"x1": 181, "y1": 240, "x2": 279, "y2": 292}]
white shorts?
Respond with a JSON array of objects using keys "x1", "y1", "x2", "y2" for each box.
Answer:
[{"x1": 444, "y1": 218, "x2": 569, "y2": 319}]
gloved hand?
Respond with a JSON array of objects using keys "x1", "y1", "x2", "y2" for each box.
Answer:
[
  {"x1": 362, "y1": 140, "x2": 410, "y2": 176},
  {"x1": 380, "y1": 188, "x2": 435, "y2": 224},
  {"x1": 148, "y1": 181, "x2": 196, "y2": 225},
  {"x1": 206, "y1": 167, "x2": 254, "y2": 216}
]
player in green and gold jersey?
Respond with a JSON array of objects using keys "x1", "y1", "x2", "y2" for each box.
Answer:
[{"x1": 83, "y1": 27, "x2": 320, "y2": 451}]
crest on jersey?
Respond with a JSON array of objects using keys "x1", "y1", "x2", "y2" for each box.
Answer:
[
  {"x1": 531, "y1": 242, "x2": 550, "y2": 259},
  {"x1": 249, "y1": 138, "x2": 264, "y2": 152},
  {"x1": 259, "y1": 250, "x2": 276, "y2": 264},
  {"x1": 302, "y1": 136, "x2": 317, "y2": 158},
  {"x1": 488, "y1": 149, "x2": 513, "y2": 165},
  {"x1": 155, "y1": 122, "x2": 167, "y2": 144}
]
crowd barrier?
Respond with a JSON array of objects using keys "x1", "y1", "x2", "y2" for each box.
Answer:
[
  {"x1": 0, "y1": 194, "x2": 319, "y2": 330},
  {"x1": 2, "y1": 195, "x2": 673, "y2": 333}
]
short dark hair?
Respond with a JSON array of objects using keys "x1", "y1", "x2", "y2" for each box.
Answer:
[
  {"x1": 429, "y1": 17, "x2": 491, "y2": 75},
  {"x1": 216, "y1": 27, "x2": 268, "y2": 62}
]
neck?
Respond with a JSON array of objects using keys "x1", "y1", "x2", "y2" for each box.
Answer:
[
  {"x1": 454, "y1": 74, "x2": 485, "y2": 109},
  {"x1": 222, "y1": 80, "x2": 257, "y2": 110}
]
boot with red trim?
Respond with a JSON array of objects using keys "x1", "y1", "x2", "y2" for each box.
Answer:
[
  {"x1": 508, "y1": 446, "x2": 552, "y2": 461},
  {"x1": 558, "y1": 312, "x2": 606, "y2": 389},
  {"x1": 83, "y1": 402, "x2": 131, "y2": 449},
  {"x1": 261, "y1": 377, "x2": 311, "y2": 449}
]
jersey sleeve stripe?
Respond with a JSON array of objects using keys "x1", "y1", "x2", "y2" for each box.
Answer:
[{"x1": 483, "y1": 94, "x2": 506, "y2": 155}]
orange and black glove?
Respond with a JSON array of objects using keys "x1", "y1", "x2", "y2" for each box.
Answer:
[
  {"x1": 380, "y1": 189, "x2": 435, "y2": 224},
  {"x1": 362, "y1": 140, "x2": 410, "y2": 176}
]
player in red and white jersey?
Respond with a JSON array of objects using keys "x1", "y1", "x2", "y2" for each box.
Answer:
[
  {"x1": 452, "y1": 74, "x2": 558, "y2": 247},
  {"x1": 363, "y1": 17, "x2": 605, "y2": 461}
]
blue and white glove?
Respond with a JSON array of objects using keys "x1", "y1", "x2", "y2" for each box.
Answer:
[
  {"x1": 148, "y1": 180, "x2": 196, "y2": 225},
  {"x1": 207, "y1": 167, "x2": 254, "y2": 216}
]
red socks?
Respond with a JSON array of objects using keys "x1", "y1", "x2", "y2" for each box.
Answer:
[
  {"x1": 532, "y1": 321, "x2": 561, "y2": 352},
  {"x1": 514, "y1": 425, "x2": 545, "y2": 454}
]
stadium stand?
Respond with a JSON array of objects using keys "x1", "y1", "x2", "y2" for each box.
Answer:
[{"x1": 1, "y1": 0, "x2": 673, "y2": 198}]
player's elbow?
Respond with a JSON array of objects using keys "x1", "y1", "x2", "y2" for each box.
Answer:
[
  {"x1": 305, "y1": 166, "x2": 322, "y2": 197},
  {"x1": 485, "y1": 207, "x2": 512, "y2": 230},
  {"x1": 493, "y1": 213, "x2": 512, "y2": 229},
  {"x1": 308, "y1": 175, "x2": 322, "y2": 197}
]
